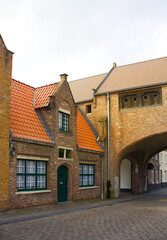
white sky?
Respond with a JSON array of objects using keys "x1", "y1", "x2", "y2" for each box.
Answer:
[{"x1": 1, "y1": 0, "x2": 167, "y2": 87}]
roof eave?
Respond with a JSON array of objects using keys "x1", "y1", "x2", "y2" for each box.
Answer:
[
  {"x1": 77, "y1": 146, "x2": 103, "y2": 154},
  {"x1": 11, "y1": 136, "x2": 55, "y2": 146},
  {"x1": 94, "y1": 82, "x2": 167, "y2": 96}
]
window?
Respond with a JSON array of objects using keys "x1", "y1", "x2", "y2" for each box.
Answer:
[
  {"x1": 58, "y1": 148, "x2": 72, "y2": 159},
  {"x1": 79, "y1": 164, "x2": 95, "y2": 187},
  {"x1": 86, "y1": 105, "x2": 91, "y2": 114},
  {"x1": 17, "y1": 159, "x2": 47, "y2": 191},
  {"x1": 120, "y1": 88, "x2": 162, "y2": 110},
  {"x1": 59, "y1": 112, "x2": 69, "y2": 132}
]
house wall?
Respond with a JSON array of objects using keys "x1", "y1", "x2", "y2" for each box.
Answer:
[
  {"x1": 77, "y1": 95, "x2": 108, "y2": 197},
  {"x1": 78, "y1": 151, "x2": 101, "y2": 200},
  {"x1": 0, "y1": 37, "x2": 13, "y2": 210},
  {"x1": 9, "y1": 77, "x2": 102, "y2": 209},
  {"x1": 10, "y1": 141, "x2": 55, "y2": 209},
  {"x1": 77, "y1": 85, "x2": 167, "y2": 197},
  {"x1": 159, "y1": 150, "x2": 167, "y2": 187}
]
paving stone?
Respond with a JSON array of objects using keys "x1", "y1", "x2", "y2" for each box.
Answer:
[{"x1": 0, "y1": 190, "x2": 167, "y2": 239}]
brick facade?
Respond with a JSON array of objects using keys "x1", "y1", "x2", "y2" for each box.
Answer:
[
  {"x1": 0, "y1": 36, "x2": 13, "y2": 210},
  {"x1": 77, "y1": 85, "x2": 167, "y2": 197},
  {"x1": 8, "y1": 76, "x2": 102, "y2": 209}
]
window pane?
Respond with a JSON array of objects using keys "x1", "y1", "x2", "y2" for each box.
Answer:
[
  {"x1": 83, "y1": 165, "x2": 88, "y2": 174},
  {"x1": 79, "y1": 175, "x2": 82, "y2": 186},
  {"x1": 89, "y1": 165, "x2": 94, "y2": 174},
  {"x1": 26, "y1": 175, "x2": 35, "y2": 189},
  {"x1": 83, "y1": 176, "x2": 88, "y2": 186},
  {"x1": 79, "y1": 165, "x2": 82, "y2": 174},
  {"x1": 26, "y1": 161, "x2": 35, "y2": 173},
  {"x1": 59, "y1": 112, "x2": 62, "y2": 130},
  {"x1": 37, "y1": 176, "x2": 46, "y2": 188},
  {"x1": 17, "y1": 160, "x2": 25, "y2": 173},
  {"x1": 37, "y1": 161, "x2": 46, "y2": 174},
  {"x1": 89, "y1": 176, "x2": 94, "y2": 185},
  {"x1": 59, "y1": 149, "x2": 64, "y2": 158},
  {"x1": 63, "y1": 114, "x2": 69, "y2": 131},
  {"x1": 66, "y1": 150, "x2": 71, "y2": 159},
  {"x1": 17, "y1": 176, "x2": 24, "y2": 189}
]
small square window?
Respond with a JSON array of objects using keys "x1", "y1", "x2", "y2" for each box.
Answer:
[
  {"x1": 66, "y1": 150, "x2": 71, "y2": 159},
  {"x1": 58, "y1": 148, "x2": 72, "y2": 159},
  {"x1": 59, "y1": 149, "x2": 65, "y2": 158},
  {"x1": 87, "y1": 105, "x2": 91, "y2": 114}
]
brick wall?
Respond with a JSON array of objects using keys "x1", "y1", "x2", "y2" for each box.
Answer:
[
  {"x1": 77, "y1": 86, "x2": 167, "y2": 197},
  {"x1": 9, "y1": 77, "x2": 102, "y2": 208},
  {"x1": 0, "y1": 36, "x2": 13, "y2": 210},
  {"x1": 78, "y1": 150, "x2": 101, "y2": 200}
]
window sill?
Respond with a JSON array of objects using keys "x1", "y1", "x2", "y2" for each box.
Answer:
[
  {"x1": 79, "y1": 186, "x2": 98, "y2": 190},
  {"x1": 16, "y1": 190, "x2": 51, "y2": 195},
  {"x1": 58, "y1": 158, "x2": 73, "y2": 161}
]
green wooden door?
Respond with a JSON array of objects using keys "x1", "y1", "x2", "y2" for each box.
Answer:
[{"x1": 57, "y1": 166, "x2": 68, "y2": 202}]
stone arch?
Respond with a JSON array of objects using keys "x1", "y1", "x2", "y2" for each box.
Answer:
[
  {"x1": 59, "y1": 99, "x2": 72, "y2": 113},
  {"x1": 116, "y1": 132, "x2": 167, "y2": 194}
]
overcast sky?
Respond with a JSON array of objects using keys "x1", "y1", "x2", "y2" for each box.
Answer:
[{"x1": 1, "y1": 0, "x2": 167, "y2": 87}]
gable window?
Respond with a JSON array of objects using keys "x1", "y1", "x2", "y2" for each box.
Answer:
[
  {"x1": 58, "y1": 148, "x2": 72, "y2": 160},
  {"x1": 79, "y1": 164, "x2": 95, "y2": 187},
  {"x1": 59, "y1": 112, "x2": 69, "y2": 132},
  {"x1": 17, "y1": 159, "x2": 47, "y2": 191},
  {"x1": 86, "y1": 105, "x2": 92, "y2": 114}
]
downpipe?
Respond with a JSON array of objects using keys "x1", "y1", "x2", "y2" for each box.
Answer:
[{"x1": 107, "y1": 93, "x2": 111, "y2": 198}]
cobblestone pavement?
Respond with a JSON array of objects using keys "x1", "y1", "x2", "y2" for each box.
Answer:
[{"x1": 0, "y1": 190, "x2": 167, "y2": 240}]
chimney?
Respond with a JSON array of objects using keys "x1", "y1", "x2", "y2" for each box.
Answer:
[
  {"x1": 60, "y1": 73, "x2": 68, "y2": 82},
  {"x1": 113, "y1": 62, "x2": 117, "y2": 68}
]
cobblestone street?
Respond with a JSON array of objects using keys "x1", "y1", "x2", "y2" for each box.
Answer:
[{"x1": 0, "y1": 190, "x2": 167, "y2": 240}]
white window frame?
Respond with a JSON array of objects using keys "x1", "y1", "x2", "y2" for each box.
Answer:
[{"x1": 58, "y1": 147, "x2": 73, "y2": 160}]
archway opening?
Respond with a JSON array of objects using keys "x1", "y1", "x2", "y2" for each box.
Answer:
[{"x1": 120, "y1": 159, "x2": 132, "y2": 192}]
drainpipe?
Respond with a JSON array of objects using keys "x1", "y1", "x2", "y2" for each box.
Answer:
[
  {"x1": 101, "y1": 155, "x2": 103, "y2": 199},
  {"x1": 107, "y1": 93, "x2": 111, "y2": 198}
]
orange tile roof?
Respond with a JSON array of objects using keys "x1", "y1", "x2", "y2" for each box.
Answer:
[
  {"x1": 10, "y1": 79, "x2": 53, "y2": 143},
  {"x1": 10, "y1": 79, "x2": 102, "y2": 152},
  {"x1": 77, "y1": 108, "x2": 103, "y2": 152},
  {"x1": 35, "y1": 83, "x2": 59, "y2": 108}
]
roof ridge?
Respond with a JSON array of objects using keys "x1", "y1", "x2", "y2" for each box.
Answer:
[
  {"x1": 35, "y1": 82, "x2": 59, "y2": 89},
  {"x1": 12, "y1": 79, "x2": 34, "y2": 89},
  {"x1": 94, "y1": 66, "x2": 115, "y2": 94},
  {"x1": 116, "y1": 56, "x2": 167, "y2": 69},
  {"x1": 70, "y1": 72, "x2": 107, "y2": 83}
]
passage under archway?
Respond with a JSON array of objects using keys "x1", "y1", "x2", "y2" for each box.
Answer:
[{"x1": 120, "y1": 159, "x2": 132, "y2": 192}]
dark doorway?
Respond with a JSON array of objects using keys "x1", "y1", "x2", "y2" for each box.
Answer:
[{"x1": 57, "y1": 166, "x2": 68, "y2": 202}]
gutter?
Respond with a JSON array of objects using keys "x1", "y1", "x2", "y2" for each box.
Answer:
[
  {"x1": 107, "y1": 93, "x2": 111, "y2": 198},
  {"x1": 94, "y1": 82, "x2": 166, "y2": 97},
  {"x1": 11, "y1": 136, "x2": 55, "y2": 146}
]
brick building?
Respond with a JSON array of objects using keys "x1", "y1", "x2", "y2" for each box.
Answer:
[
  {"x1": 9, "y1": 75, "x2": 103, "y2": 209},
  {"x1": 0, "y1": 35, "x2": 13, "y2": 210},
  {"x1": 147, "y1": 154, "x2": 160, "y2": 191},
  {"x1": 159, "y1": 150, "x2": 167, "y2": 188},
  {"x1": 1, "y1": 34, "x2": 167, "y2": 210},
  {"x1": 70, "y1": 57, "x2": 167, "y2": 198}
]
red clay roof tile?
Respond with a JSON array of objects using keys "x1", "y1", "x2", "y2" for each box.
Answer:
[
  {"x1": 10, "y1": 79, "x2": 102, "y2": 152},
  {"x1": 35, "y1": 83, "x2": 58, "y2": 108},
  {"x1": 10, "y1": 79, "x2": 52, "y2": 143},
  {"x1": 77, "y1": 109, "x2": 102, "y2": 152}
]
